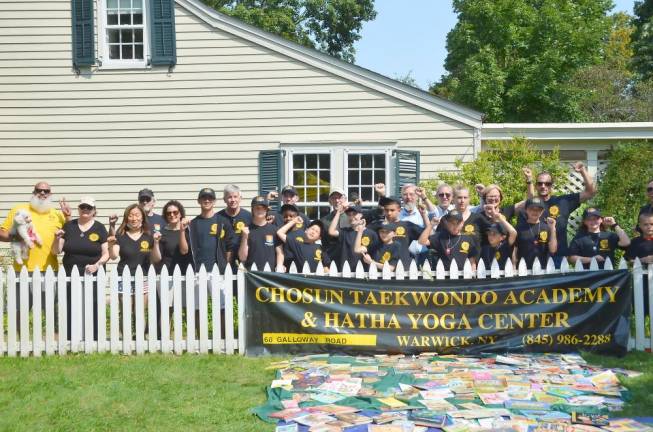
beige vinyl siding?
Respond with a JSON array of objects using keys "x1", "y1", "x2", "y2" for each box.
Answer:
[{"x1": 0, "y1": 0, "x2": 474, "y2": 222}]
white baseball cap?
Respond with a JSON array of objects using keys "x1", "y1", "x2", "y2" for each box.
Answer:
[{"x1": 79, "y1": 196, "x2": 96, "y2": 207}]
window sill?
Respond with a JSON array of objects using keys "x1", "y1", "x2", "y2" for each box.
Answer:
[{"x1": 97, "y1": 61, "x2": 150, "y2": 70}]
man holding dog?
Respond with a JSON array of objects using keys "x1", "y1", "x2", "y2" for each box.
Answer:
[{"x1": 0, "y1": 181, "x2": 71, "y2": 271}]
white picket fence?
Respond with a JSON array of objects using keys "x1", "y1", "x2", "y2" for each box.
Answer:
[{"x1": 0, "y1": 256, "x2": 651, "y2": 357}]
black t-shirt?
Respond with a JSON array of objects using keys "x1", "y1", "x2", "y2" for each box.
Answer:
[
  {"x1": 335, "y1": 227, "x2": 379, "y2": 270},
  {"x1": 370, "y1": 220, "x2": 422, "y2": 267},
  {"x1": 189, "y1": 214, "x2": 235, "y2": 272},
  {"x1": 625, "y1": 236, "x2": 653, "y2": 261},
  {"x1": 436, "y1": 212, "x2": 483, "y2": 244},
  {"x1": 371, "y1": 241, "x2": 401, "y2": 269},
  {"x1": 480, "y1": 241, "x2": 514, "y2": 270},
  {"x1": 217, "y1": 208, "x2": 252, "y2": 256},
  {"x1": 283, "y1": 228, "x2": 304, "y2": 268},
  {"x1": 320, "y1": 211, "x2": 349, "y2": 264},
  {"x1": 427, "y1": 231, "x2": 479, "y2": 270},
  {"x1": 243, "y1": 223, "x2": 280, "y2": 270},
  {"x1": 285, "y1": 234, "x2": 331, "y2": 272},
  {"x1": 158, "y1": 227, "x2": 193, "y2": 273},
  {"x1": 116, "y1": 231, "x2": 153, "y2": 275},
  {"x1": 518, "y1": 193, "x2": 580, "y2": 256},
  {"x1": 516, "y1": 222, "x2": 552, "y2": 268},
  {"x1": 62, "y1": 219, "x2": 108, "y2": 274},
  {"x1": 476, "y1": 205, "x2": 515, "y2": 246},
  {"x1": 568, "y1": 231, "x2": 620, "y2": 268},
  {"x1": 146, "y1": 213, "x2": 166, "y2": 234}
]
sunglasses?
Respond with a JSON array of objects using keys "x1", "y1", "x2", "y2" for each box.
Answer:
[
  {"x1": 34, "y1": 188, "x2": 51, "y2": 195},
  {"x1": 138, "y1": 197, "x2": 152, "y2": 203},
  {"x1": 438, "y1": 193, "x2": 452, "y2": 198},
  {"x1": 78, "y1": 204, "x2": 94, "y2": 211},
  {"x1": 647, "y1": 187, "x2": 653, "y2": 193},
  {"x1": 536, "y1": 181, "x2": 553, "y2": 187},
  {"x1": 165, "y1": 210, "x2": 180, "y2": 216}
]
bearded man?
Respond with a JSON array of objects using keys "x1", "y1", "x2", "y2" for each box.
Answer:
[{"x1": 0, "y1": 181, "x2": 71, "y2": 271}]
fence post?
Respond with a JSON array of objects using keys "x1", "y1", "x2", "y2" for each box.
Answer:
[
  {"x1": 648, "y1": 263, "x2": 653, "y2": 351},
  {"x1": 160, "y1": 266, "x2": 171, "y2": 354},
  {"x1": 633, "y1": 259, "x2": 645, "y2": 351},
  {"x1": 198, "y1": 265, "x2": 209, "y2": 354},
  {"x1": 185, "y1": 265, "x2": 196, "y2": 354},
  {"x1": 490, "y1": 259, "x2": 500, "y2": 279},
  {"x1": 477, "y1": 259, "x2": 487, "y2": 279},
  {"x1": 121, "y1": 266, "x2": 132, "y2": 355},
  {"x1": 97, "y1": 267, "x2": 107, "y2": 354},
  {"x1": 70, "y1": 266, "x2": 82, "y2": 353},
  {"x1": 224, "y1": 265, "x2": 235, "y2": 355},
  {"x1": 504, "y1": 258, "x2": 514, "y2": 278},
  {"x1": 0, "y1": 267, "x2": 5, "y2": 355},
  {"x1": 237, "y1": 267, "x2": 246, "y2": 355},
  {"x1": 147, "y1": 265, "x2": 158, "y2": 353},
  {"x1": 172, "y1": 265, "x2": 183, "y2": 355},
  {"x1": 211, "y1": 265, "x2": 222, "y2": 354},
  {"x1": 134, "y1": 266, "x2": 145, "y2": 355},
  {"x1": 19, "y1": 267, "x2": 30, "y2": 357},
  {"x1": 32, "y1": 269, "x2": 42, "y2": 357},
  {"x1": 58, "y1": 267, "x2": 68, "y2": 355},
  {"x1": 109, "y1": 266, "x2": 119, "y2": 354},
  {"x1": 7, "y1": 267, "x2": 16, "y2": 357},
  {"x1": 83, "y1": 270, "x2": 94, "y2": 354}
]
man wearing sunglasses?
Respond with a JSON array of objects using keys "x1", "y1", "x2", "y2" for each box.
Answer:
[
  {"x1": 0, "y1": 181, "x2": 71, "y2": 272},
  {"x1": 432, "y1": 184, "x2": 455, "y2": 219},
  {"x1": 137, "y1": 188, "x2": 166, "y2": 234},
  {"x1": 522, "y1": 162, "x2": 596, "y2": 265}
]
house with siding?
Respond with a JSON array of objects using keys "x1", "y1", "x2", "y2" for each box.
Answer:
[{"x1": 0, "y1": 0, "x2": 651, "y2": 224}]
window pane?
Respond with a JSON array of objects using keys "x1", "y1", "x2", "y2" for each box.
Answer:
[
  {"x1": 319, "y1": 154, "x2": 329, "y2": 167},
  {"x1": 361, "y1": 155, "x2": 373, "y2": 168},
  {"x1": 292, "y1": 171, "x2": 303, "y2": 185},
  {"x1": 108, "y1": 0, "x2": 119, "y2": 8},
  {"x1": 121, "y1": 29, "x2": 133, "y2": 42},
  {"x1": 348, "y1": 154, "x2": 358, "y2": 167},
  {"x1": 119, "y1": 13, "x2": 131, "y2": 25},
  {"x1": 119, "y1": 0, "x2": 131, "y2": 8},
  {"x1": 319, "y1": 187, "x2": 329, "y2": 202},
  {"x1": 108, "y1": 29, "x2": 119, "y2": 43},
  {"x1": 293, "y1": 154, "x2": 303, "y2": 167},
  {"x1": 305, "y1": 170, "x2": 318, "y2": 186},
  {"x1": 305, "y1": 207, "x2": 318, "y2": 220},
  {"x1": 374, "y1": 154, "x2": 385, "y2": 167},
  {"x1": 107, "y1": 12, "x2": 119, "y2": 25},
  {"x1": 306, "y1": 154, "x2": 317, "y2": 169},
  {"x1": 133, "y1": 13, "x2": 143, "y2": 25},
  {"x1": 361, "y1": 187, "x2": 372, "y2": 201},
  {"x1": 319, "y1": 170, "x2": 329, "y2": 183},
  {"x1": 348, "y1": 187, "x2": 358, "y2": 199},
  {"x1": 121, "y1": 44, "x2": 133, "y2": 59},
  {"x1": 361, "y1": 170, "x2": 372, "y2": 185},
  {"x1": 133, "y1": 0, "x2": 142, "y2": 9},
  {"x1": 348, "y1": 170, "x2": 358, "y2": 185},
  {"x1": 297, "y1": 187, "x2": 306, "y2": 201},
  {"x1": 376, "y1": 171, "x2": 386, "y2": 184},
  {"x1": 109, "y1": 45, "x2": 120, "y2": 59},
  {"x1": 134, "y1": 44, "x2": 143, "y2": 59}
]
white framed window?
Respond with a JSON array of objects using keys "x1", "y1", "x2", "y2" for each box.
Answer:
[
  {"x1": 98, "y1": 0, "x2": 149, "y2": 68},
  {"x1": 284, "y1": 145, "x2": 393, "y2": 219}
]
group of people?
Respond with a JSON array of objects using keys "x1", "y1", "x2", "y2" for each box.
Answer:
[{"x1": 2, "y1": 166, "x2": 653, "y2": 281}]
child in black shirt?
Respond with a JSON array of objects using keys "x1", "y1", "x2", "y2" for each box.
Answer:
[
  {"x1": 419, "y1": 210, "x2": 480, "y2": 271},
  {"x1": 328, "y1": 204, "x2": 379, "y2": 271},
  {"x1": 568, "y1": 208, "x2": 630, "y2": 269},
  {"x1": 515, "y1": 198, "x2": 557, "y2": 269},
  {"x1": 480, "y1": 217, "x2": 517, "y2": 270},
  {"x1": 278, "y1": 218, "x2": 331, "y2": 272},
  {"x1": 239, "y1": 196, "x2": 283, "y2": 270},
  {"x1": 356, "y1": 221, "x2": 401, "y2": 271}
]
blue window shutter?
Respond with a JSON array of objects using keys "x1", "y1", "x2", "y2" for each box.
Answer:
[
  {"x1": 259, "y1": 150, "x2": 285, "y2": 211},
  {"x1": 149, "y1": 0, "x2": 177, "y2": 66},
  {"x1": 392, "y1": 150, "x2": 420, "y2": 196},
  {"x1": 71, "y1": 0, "x2": 95, "y2": 67}
]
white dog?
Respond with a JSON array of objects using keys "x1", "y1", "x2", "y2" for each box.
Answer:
[{"x1": 10, "y1": 210, "x2": 42, "y2": 265}]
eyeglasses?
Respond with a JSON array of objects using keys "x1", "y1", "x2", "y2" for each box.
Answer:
[
  {"x1": 78, "y1": 204, "x2": 94, "y2": 211},
  {"x1": 138, "y1": 197, "x2": 152, "y2": 203},
  {"x1": 647, "y1": 187, "x2": 653, "y2": 192},
  {"x1": 33, "y1": 188, "x2": 51, "y2": 195},
  {"x1": 536, "y1": 182, "x2": 553, "y2": 187},
  {"x1": 165, "y1": 210, "x2": 180, "y2": 216},
  {"x1": 438, "y1": 193, "x2": 452, "y2": 198}
]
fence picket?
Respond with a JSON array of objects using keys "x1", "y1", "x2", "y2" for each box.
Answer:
[
  {"x1": 354, "y1": 261, "x2": 365, "y2": 278},
  {"x1": 546, "y1": 257, "x2": 556, "y2": 274},
  {"x1": 18, "y1": 267, "x2": 30, "y2": 357},
  {"x1": 449, "y1": 260, "x2": 459, "y2": 280},
  {"x1": 172, "y1": 265, "x2": 183, "y2": 355},
  {"x1": 328, "y1": 263, "x2": 338, "y2": 277},
  {"x1": 560, "y1": 258, "x2": 570, "y2": 273},
  {"x1": 382, "y1": 261, "x2": 392, "y2": 279},
  {"x1": 83, "y1": 270, "x2": 94, "y2": 353},
  {"x1": 368, "y1": 262, "x2": 379, "y2": 279},
  {"x1": 237, "y1": 267, "x2": 246, "y2": 355},
  {"x1": 147, "y1": 265, "x2": 158, "y2": 353},
  {"x1": 224, "y1": 265, "x2": 235, "y2": 355},
  {"x1": 490, "y1": 259, "x2": 500, "y2": 279},
  {"x1": 395, "y1": 260, "x2": 405, "y2": 281},
  {"x1": 57, "y1": 268, "x2": 68, "y2": 355},
  {"x1": 315, "y1": 262, "x2": 325, "y2": 276},
  {"x1": 408, "y1": 260, "x2": 418, "y2": 279},
  {"x1": 109, "y1": 266, "x2": 119, "y2": 354},
  {"x1": 648, "y1": 264, "x2": 653, "y2": 351},
  {"x1": 517, "y1": 259, "x2": 528, "y2": 276},
  {"x1": 198, "y1": 265, "x2": 209, "y2": 354},
  {"x1": 463, "y1": 259, "x2": 473, "y2": 279},
  {"x1": 70, "y1": 266, "x2": 82, "y2": 353},
  {"x1": 7, "y1": 267, "x2": 16, "y2": 357},
  {"x1": 504, "y1": 258, "x2": 514, "y2": 278},
  {"x1": 342, "y1": 261, "x2": 351, "y2": 277},
  {"x1": 134, "y1": 266, "x2": 145, "y2": 355},
  {"x1": 604, "y1": 257, "x2": 614, "y2": 270},
  {"x1": 0, "y1": 267, "x2": 4, "y2": 355},
  {"x1": 32, "y1": 269, "x2": 42, "y2": 357},
  {"x1": 44, "y1": 267, "x2": 55, "y2": 355},
  {"x1": 632, "y1": 259, "x2": 645, "y2": 351},
  {"x1": 121, "y1": 267, "x2": 132, "y2": 355},
  {"x1": 160, "y1": 266, "x2": 171, "y2": 354},
  {"x1": 574, "y1": 258, "x2": 584, "y2": 272},
  {"x1": 477, "y1": 259, "x2": 487, "y2": 279},
  {"x1": 185, "y1": 265, "x2": 196, "y2": 354},
  {"x1": 211, "y1": 265, "x2": 221, "y2": 354},
  {"x1": 532, "y1": 259, "x2": 543, "y2": 276},
  {"x1": 96, "y1": 267, "x2": 107, "y2": 353},
  {"x1": 589, "y1": 257, "x2": 599, "y2": 271}
]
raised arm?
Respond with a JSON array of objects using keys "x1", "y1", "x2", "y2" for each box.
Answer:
[
  {"x1": 546, "y1": 217, "x2": 558, "y2": 255},
  {"x1": 328, "y1": 204, "x2": 345, "y2": 237},
  {"x1": 179, "y1": 218, "x2": 190, "y2": 255},
  {"x1": 276, "y1": 216, "x2": 302, "y2": 243},
  {"x1": 237, "y1": 225, "x2": 250, "y2": 263},
  {"x1": 604, "y1": 217, "x2": 630, "y2": 248},
  {"x1": 514, "y1": 167, "x2": 534, "y2": 211},
  {"x1": 52, "y1": 229, "x2": 65, "y2": 255},
  {"x1": 150, "y1": 231, "x2": 163, "y2": 264},
  {"x1": 573, "y1": 162, "x2": 596, "y2": 202}
]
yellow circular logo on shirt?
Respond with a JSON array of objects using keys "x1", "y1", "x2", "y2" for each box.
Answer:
[
  {"x1": 395, "y1": 226, "x2": 405, "y2": 236},
  {"x1": 235, "y1": 221, "x2": 245, "y2": 234},
  {"x1": 88, "y1": 233, "x2": 100, "y2": 242},
  {"x1": 296, "y1": 236, "x2": 304, "y2": 243},
  {"x1": 315, "y1": 249, "x2": 322, "y2": 262},
  {"x1": 210, "y1": 223, "x2": 218, "y2": 235},
  {"x1": 220, "y1": 228, "x2": 225, "y2": 239},
  {"x1": 140, "y1": 240, "x2": 150, "y2": 251},
  {"x1": 464, "y1": 224, "x2": 475, "y2": 233},
  {"x1": 549, "y1": 205, "x2": 559, "y2": 217},
  {"x1": 381, "y1": 251, "x2": 391, "y2": 263},
  {"x1": 495, "y1": 251, "x2": 501, "y2": 260},
  {"x1": 539, "y1": 231, "x2": 548, "y2": 241},
  {"x1": 361, "y1": 237, "x2": 370, "y2": 247},
  {"x1": 600, "y1": 239, "x2": 609, "y2": 250},
  {"x1": 461, "y1": 241, "x2": 470, "y2": 252}
]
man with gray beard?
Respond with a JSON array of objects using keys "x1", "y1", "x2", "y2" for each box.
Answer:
[{"x1": 0, "y1": 181, "x2": 71, "y2": 271}]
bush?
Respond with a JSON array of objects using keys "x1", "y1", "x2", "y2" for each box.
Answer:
[
  {"x1": 594, "y1": 140, "x2": 653, "y2": 235},
  {"x1": 420, "y1": 137, "x2": 568, "y2": 206}
]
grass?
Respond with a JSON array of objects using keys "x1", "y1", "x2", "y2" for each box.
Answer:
[
  {"x1": 0, "y1": 354, "x2": 282, "y2": 432},
  {"x1": 1, "y1": 351, "x2": 653, "y2": 431}
]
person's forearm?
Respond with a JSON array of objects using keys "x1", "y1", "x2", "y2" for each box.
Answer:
[
  {"x1": 581, "y1": 169, "x2": 597, "y2": 199},
  {"x1": 108, "y1": 244, "x2": 119, "y2": 260},
  {"x1": 353, "y1": 230, "x2": 365, "y2": 254},
  {"x1": 150, "y1": 243, "x2": 162, "y2": 264},
  {"x1": 328, "y1": 211, "x2": 341, "y2": 237},
  {"x1": 418, "y1": 223, "x2": 431, "y2": 246},
  {"x1": 275, "y1": 247, "x2": 284, "y2": 269},
  {"x1": 179, "y1": 229, "x2": 189, "y2": 255},
  {"x1": 548, "y1": 230, "x2": 558, "y2": 254},
  {"x1": 0, "y1": 229, "x2": 10, "y2": 242},
  {"x1": 52, "y1": 238, "x2": 64, "y2": 255},
  {"x1": 615, "y1": 226, "x2": 630, "y2": 247},
  {"x1": 423, "y1": 198, "x2": 436, "y2": 212},
  {"x1": 97, "y1": 247, "x2": 109, "y2": 266},
  {"x1": 276, "y1": 221, "x2": 294, "y2": 242},
  {"x1": 238, "y1": 236, "x2": 249, "y2": 263}
]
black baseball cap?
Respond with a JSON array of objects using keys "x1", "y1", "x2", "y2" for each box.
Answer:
[
  {"x1": 526, "y1": 197, "x2": 545, "y2": 209},
  {"x1": 379, "y1": 221, "x2": 398, "y2": 231},
  {"x1": 280, "y1": 203, "x2": 299, "y2": 214},
  {"x1": 281, "y1": 185, "x2": 298, "y2": 196},
  {"x1": 138, "y1": 188, "x2": 154, "y2": 199},
  {"x1": 487, "y1": 223, "x2": 507, "y2": 235},
  {"x1": 198, "y1": 188, "x2": 216, "y2": 200},
  {"x1": 582, "y1": 207, "x2": 602, "y2": 219},
  {"x1": 443, "y1": 210, "x2": 463, "y2": 222},
  {"x1": 251, "y1": 196, "x2": 269, "y2": 208},
  {"x1": 379, "y1": 196, "x2": 401, "y2": 206},
  {"x1": 344, "y1": 205, "x2": 363, "y2": 214}
]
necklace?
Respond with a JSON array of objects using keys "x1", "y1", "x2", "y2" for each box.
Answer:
[
  {"x1": 529, "y1": 222, "x2": 542, "y2": 246},
  {"x1": 445, "y1": 234, "x2": 462, "y2": 256}
]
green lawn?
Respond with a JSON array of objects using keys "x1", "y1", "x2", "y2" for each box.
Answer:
[{"x1": 1, "y1": 351, "x2": 653, "y2": 431}]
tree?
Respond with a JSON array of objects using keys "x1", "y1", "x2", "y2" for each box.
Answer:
[
  {"x1": 632, "y1": 0, "x2": 653, "y2": 79},
  {"x1": 430, "y1": 0, "x2": 613, "y2": 122},
  {"x1": 594, "y1": 141, "x2": 653, "y2": 236},
  {"x1": 201, "y1": 0, "x2": 376, "y2": 63},
  {"x1": 420, "y1": 137, "x2": 567, "y2": 208}
]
